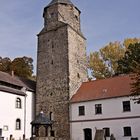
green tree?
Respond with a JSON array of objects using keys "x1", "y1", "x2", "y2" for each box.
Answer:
[
  {"x1": 89, "y1": 41, "x2": 125, "y2": 79},
  {"x1": 0, "y1": 56, "x2": 34, "y2": 79},
  {"x1": 89, "y1": 38, "x2": 140, "y2": 79},
  {"x1": 123, "y1": 38, "x2": 140, "y2": 49},
  {"x1": 130, "y1": 64, "x2": 140, "y2": 103},
  {"x1": 0, "y1": 57, "x2": 11, "y2": 72},
  {"x1": 117, "y1": 43, "x2": 140, "y2": 103},
  {"x1": 89, "y1": 52, "x2": 111, "y2": 79},
  {"x1": 100, "y1": 41, "x2": 125, "y2": 75},
  {"x1": 10, "y1": 56, "x2": 33, "y2": 78},
  {"x1": 117, "y1": 43, "x2": 140, "y2": 74}
]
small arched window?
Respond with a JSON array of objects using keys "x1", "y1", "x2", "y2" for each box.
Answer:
[
  {"x1": 16, "y1": 98, "x2": 22, "y2": 108},
  {"x1": 16, "y1": 119, "x2": 21, "y2": 130}
]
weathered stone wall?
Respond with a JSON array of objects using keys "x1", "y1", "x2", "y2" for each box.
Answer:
[
  {"x1": 58, "y1": 4, "x2": 80, "y2": 32},
  {"x1": 36, "y1": 1, "x2": 87, "y2": 140},
  {"x1": 67, "y1": 26, "x2": 87, "y2": 98},
  {"x1": 36, "y1": 25, "x2": 70, "y2": 140},
  {"x1": 43, "y1": 4, "x2": 80, "y2": 32},
  {"x1": 43, "y1": 4, "x2": 59, "y2": 28}
]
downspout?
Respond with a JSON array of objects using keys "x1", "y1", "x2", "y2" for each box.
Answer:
[
  {"x1": 24, "y1": 94, "x2": 27, "y2": 137},
  {"x1": 22, "y1": 87, "x2": 27, "y2": 138}
]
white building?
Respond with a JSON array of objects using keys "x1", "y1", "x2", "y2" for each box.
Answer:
[
  {"x1": 1, "y1": 72, "x2": 140, "y2": 140},
  {"x1": 1, "y1": 0, "x2": 140, "y2": 140},
  {"x1": 0, "y1": 71, "x2": 35, "y2": 140},
  {"x1": 70, "y1": 75, "x2": 140, "y2": 140}
]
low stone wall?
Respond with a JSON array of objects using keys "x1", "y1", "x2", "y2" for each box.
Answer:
[{"x1": 31, "y1": 137, "x2": 55, "y2": 140}]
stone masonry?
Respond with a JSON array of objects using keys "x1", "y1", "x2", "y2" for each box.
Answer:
[{"x1": 36, "y1": 0, "x2": 87, "y2": 140}]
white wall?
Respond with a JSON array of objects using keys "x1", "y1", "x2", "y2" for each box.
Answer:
[
  {"x1": 0, "y1": 91, "x2": 25, "y2": 140},
  {"x1": 25, "y1": 91, "x2": 35, "y2": 139},
  {"x1": 0, "y1": 90, "x2": 35, "y2": 140},
  {"x1": 70, "y1": 97, "x2": 140, "y2": 140}
]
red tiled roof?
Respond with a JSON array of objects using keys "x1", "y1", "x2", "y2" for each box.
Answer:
[{"x1": 71, "y1": 75, "x2": 132, "y2": 103}]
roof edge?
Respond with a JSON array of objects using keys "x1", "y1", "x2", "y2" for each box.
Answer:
[{"x1": 70, "y1": 95, "x2": 130, "y2": 104}]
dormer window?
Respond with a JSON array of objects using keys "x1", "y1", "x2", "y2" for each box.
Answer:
[
  {"x1": 51, "y1": 13, "x2": 54, "y2": 18},
  {"x1": 49, "y1": 13, "x2": 55, "y2": 18}
]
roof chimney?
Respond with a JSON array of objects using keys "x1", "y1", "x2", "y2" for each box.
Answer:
[{"x1": 11, "y1": 70, "x2": 14, "y2": 77}]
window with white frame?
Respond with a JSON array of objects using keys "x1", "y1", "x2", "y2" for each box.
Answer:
[
  {"x1": 123, "y1": 101, "x2": 131, "y2": 112},
  {"x1": 95, "y1": 104, "x2": 102, "y2": 114},
  {"x1": 103, "y1": 127, "x2": 110, "y2": 137},
  {"x1": 78, "y1": 106, "x2": 85, "y2": 116},
  {"x1": 123, "y1": 126, "x2": 132, "y2": 136},
  {"x1": 16, "y1": 97, "x2": 22, "y2": 108},
  {"x1": 16, "y1": 119, "x2": 21, "y2": 130}
]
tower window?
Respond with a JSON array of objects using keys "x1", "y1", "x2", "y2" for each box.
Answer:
[
  {"x1": 49, "y1": 112, "x2": 54, "y2": 120},
  {"x1": 16, "y1": 119, "x2": 21, "y2": 130},
  {"x1": 16, "y1": 98, "x2": 22, "y2": 108},
  {"x1": 51, "y1": 13, "x2": 54, "y2": 17},
  {"x1": 79, "y1": 106, "x2": 85, "y2": 116},
  {"x1": 49, "y1": 13, "x2": 54, "y2": 18},
  {"x1": 77, "y1": 73, "x2": 80, "y2": 78},
  {"x1": 75, "y1": 15, "x2": 78, "y2": 21},
  {"x1": 77, "y1": 60, "x2": 79, "y2": 64},
  {"x1": 51, "y1": 60, "x2": 53, "y2": 65},
  {"x1": 52, "y1": 44, "x2": 54, "y2": 49}
]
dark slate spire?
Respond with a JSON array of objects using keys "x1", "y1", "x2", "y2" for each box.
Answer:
[{"x1": 47, "y1": 0, "x2": 73, "y2": 7}]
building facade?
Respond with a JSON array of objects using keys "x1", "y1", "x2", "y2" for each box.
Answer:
[
  {"x1": 36, "y1": 0, "x2": 87, "y2": 139},
  {"x1": 0, "y1": 71, "x2": 35, "y2": 140},
  {"x1": 70, "y1": 75, "x2": 140, "y2": 140},
  {"x1": 0, "y1": 1, "x2": 140, "y2": 140}
]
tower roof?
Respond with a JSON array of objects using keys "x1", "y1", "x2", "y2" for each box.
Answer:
[{"x1": 47, "y1": 0, "x2": 73, "y2": 7}]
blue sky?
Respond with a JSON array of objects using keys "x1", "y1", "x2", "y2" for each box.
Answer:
[{"x1": 0, "y1": 0, "x2": 140, "y2": 73}]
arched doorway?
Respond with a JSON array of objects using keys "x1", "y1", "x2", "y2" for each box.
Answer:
[{"x1": 84, "y1": 128, "x2": 92, "y2": 140}]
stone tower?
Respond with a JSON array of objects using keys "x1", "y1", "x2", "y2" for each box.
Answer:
[{"x1": 36, "y1": 0, "x2": 87, "y2": 139}]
